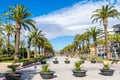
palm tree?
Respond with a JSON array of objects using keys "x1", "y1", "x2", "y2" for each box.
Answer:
[
  {"x1": 91, "y1": 5, "x2": 120, "y2": 59},
  {"x1": 81, "y1": 34, "x2": 85, "y2": 51},
  {"x1": 31, "y1": 29, "x2": 44, "y2": 58},
  {"x1": 0, "y1": 26, "x2": 5, "y2": 48},
  {"x1": 26, "y1": 33, "x2": 33, "y2": 58},
  {"x1": 112, "y1": 33, "x2": 120, "y2": 47},
  {"x1": 73, "y1": 34, "x2": 81, "y2": 54},
  {"x1": 113, "y1": 33, "x2": 120, "y2": 42},
  {"x1": 43, "y1": 38, "x2": 54, "y2": 56},
  {"x1": 84, "y1": 31, "x2": 91, "y2": 54},
  {"x1": 19, "y1": 40, "x2": 25, "y2": 58},
  {"x1": 4, "y1": 4, "x2": 36, "y2": 60},
  {"x1": 87, "y1": 26, "x2": 102, "y2": 57},
  {"x1": 2, "y1": 22, "x2": 14, "y2": 55}
]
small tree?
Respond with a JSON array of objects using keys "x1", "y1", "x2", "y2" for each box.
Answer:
[{"x1": 74, "y1": 61, "x2": 83, "y2": 71}]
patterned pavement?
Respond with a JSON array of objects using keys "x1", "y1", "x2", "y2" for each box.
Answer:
[{"x1": 0, "y1": 56, "x2": 120, "y2": 80}]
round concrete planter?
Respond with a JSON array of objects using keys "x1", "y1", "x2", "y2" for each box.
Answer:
[
  {"x1": 40, "y1": 71, "x2": 55, "y2": 79},
  {"x1": 53, "y1": 61, "x2": 58, "y2": 64},
  {"x1": 5, "y1": 73, "x2": 22, "y2": 80},
  {"x1": 72, "y1": 70, "x2": 87, "y2": 77},
  {"x1": 64, "y1": 61, "x2": 70, "y2": 64},
  {"x1": 81, "y1": 60, "x2": 85, "y2": 63},
  {"x1": 91, "y1": 60, "x2": 96, "y2": 63},
  {"x1": 41, "y1": 60, "x2": 47, "y2": 64},
  {"x1": 100, "y1": 69, "x2": 115, "y2": 76}
]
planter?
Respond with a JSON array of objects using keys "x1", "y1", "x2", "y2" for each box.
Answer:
[
  {"x1": 72, "y1": 70, "x2": 87, "y2": 77},
  {"x1": 41, "y1": 61, "x2": 47, "y2": 64},
  {"x1": 65, "y1": 61, "x2": 70, "y2": 64},
  {"x1": 91, "y1": 60, "x2": 96, "y2": 63},
  {"x1": 81, "y1": 60, "x2": 85, "y2": 63},
  {"x1": 40, "y1": 71, "x2": 55, "y2": 79},
  {"x1": 53, "y1": 61, "x2": 58, "y2": 64},
  {"x1": 5, "y1": 73, "x2": 22, "y2": 80},
  {"x1": 100, "y1": 69, "x2": 114, "y2": 76}
]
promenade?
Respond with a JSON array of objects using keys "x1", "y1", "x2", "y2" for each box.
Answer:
[{"x1": 0, "y1": 56, "x2": 120, "y2": 80}]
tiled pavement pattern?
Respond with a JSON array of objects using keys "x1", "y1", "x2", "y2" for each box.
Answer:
[{"x1": 0, "y1": 56, "x2": 120, "y2": 80}]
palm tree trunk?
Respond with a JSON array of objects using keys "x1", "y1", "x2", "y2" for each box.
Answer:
[
  {"x1": 7, "y1": 34, "x2": 10, "y2": 56},
  {"x1": 34, "y1": 40, "x2": 37, "y2": 58},
  {"x1": 14, "y1": 23, "x2": 20, "y2": 60},
  {"x1": 94, "y1": 38, "x2": 97, "y2": 57},
  {"x1": 27, "y1": 38, "x2": 31, "y2": 58},
  {"x1": 82, "y1": 41, "x2": 85, "y2": 51},
  {"x1": 38, "y1": 45, "x2": 41, "y2": 55},
  {"x1": 103, "y1": 19, "x2": 110, "y2": 59},
  {"x1": 87, "y1": 40, "x2": 90, "y2": 54}
]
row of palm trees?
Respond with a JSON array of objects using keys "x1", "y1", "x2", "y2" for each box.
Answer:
[
  {"x1": 60, "y1": 5, "x2": 120, "y2": 59},
  {"x1": 60, "y1": 26, "x2": 102, "y2": 57},
  {"x1": 0, "y1": 4, "x2": 54, "y2": 59}
]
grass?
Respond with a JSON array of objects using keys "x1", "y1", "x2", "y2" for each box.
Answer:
[
  {"x1": 87, "y1": 57, "x2": 108, "y2": 61},
  {"x1": 3, "y1": 58, "x2": 35, "y2": 63}
]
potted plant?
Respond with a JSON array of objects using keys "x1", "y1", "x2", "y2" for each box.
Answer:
[
  {"x1": 91, "y1": 57, "x2": 96, "y2": 63},
  {"x1": 5, "y1": 63, "x2": 22, "y2": 80},
  {"x1": 41, "y1": 58, "x2": 47, "y2": 64},
  {"x1": 53, "y1": 58, "x2": 58, "y2": 64},
  {"x1": 100, "y1": 63, "x2": 114, "y2": 76},
  {"x1": 72, "y1": 61, "x2": 87, "y2": 77},
  {"x1": 40, "y1": 64, "x2": 55, "y2": 79},
  {"x1": 64, "y1": 58, "x2": 70, "y2": 64}
]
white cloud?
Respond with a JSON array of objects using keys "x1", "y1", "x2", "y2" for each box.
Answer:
[{"x1": 33, "y1": 1, "x2": 120, "y2": 39}]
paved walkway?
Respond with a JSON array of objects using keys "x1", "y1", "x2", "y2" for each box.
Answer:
[{"x1": 0, "y1": 56, "x2": 120, "y2": 80}]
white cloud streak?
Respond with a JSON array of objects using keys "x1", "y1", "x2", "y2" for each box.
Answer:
[{"x1": 33, "y1": 1, "x2": 120, "y2": 39}]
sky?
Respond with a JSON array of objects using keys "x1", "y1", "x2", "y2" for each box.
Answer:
[{"x1": 1, "y1": 0, "x2": 120, "y2": 51}]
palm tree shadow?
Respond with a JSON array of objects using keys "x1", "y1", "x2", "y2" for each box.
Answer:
[
  {"x1": 98, "y1": 73, "x2": 113, "y2": 76},
  {"x1": 52, "y1": 75, "x2": 57, "y2": 78},
  {"x1": 18, "y1": 69, "x2": 40, "y2": 80}
]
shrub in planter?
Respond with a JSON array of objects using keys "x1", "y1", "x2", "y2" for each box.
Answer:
[
  {"x1": 100, "y1": 64, "x2": 114, "y2": 76},
  {"x1": 72, "y1": 61, "x2": 87, "y2": 77},
  {"x1": 64, "y1": 58, "x2": 70, "y2": 64},
  {"x1": 79, "y1": 56, "x2": 86, "y2": 60},
  {"x1": 91, "y1": 57, "x2": 96, "y2": 63},
  {"x1": 40, "y1": 64, "x2": 55, "y2": 79},
  {"x1": 53, "y1": 58, "x2": 58, "y2": 64},
  {"x1": 41, "y1": 59, "x2": 47, "y2": 64},
  {"x1": 5, "y1": 63, "x2": 22, "y2": 80}
]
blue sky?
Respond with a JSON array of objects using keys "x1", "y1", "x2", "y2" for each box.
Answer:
[{"x1": 1, "y1": 0, "x2": 120, "y2": 51}]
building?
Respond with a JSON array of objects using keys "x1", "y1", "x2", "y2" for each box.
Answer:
[
  {"x1": 113, "y1": 24, "x2": 120, "y2": 59},
  {"x1": 96, "y1": 24, "x2": 120, "y2": 59},
  {"x1": 96, "y1": 29, "x2": 114, "y2": 57},
  {"x1": 113, "y1": 24, "x2": 120, "y2": 34}
]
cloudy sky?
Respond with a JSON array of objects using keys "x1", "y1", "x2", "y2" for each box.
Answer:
[{"x1": 1, "y1": 0, "x2": 120, "y2": 51}]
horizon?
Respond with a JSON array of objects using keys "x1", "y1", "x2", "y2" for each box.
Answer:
[{"x1": 0, "y1": 0, "x2": 120, "y2": 51}]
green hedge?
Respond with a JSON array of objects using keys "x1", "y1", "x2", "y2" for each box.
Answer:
[{"x1": 0, "y1": 56, "x2": 14, "y2": 62}]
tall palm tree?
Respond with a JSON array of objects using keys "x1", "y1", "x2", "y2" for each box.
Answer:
[
  {"x1": 2, "y1": 22, "x2": 14, "y2": 55},
  {"x1": 43, "y1": 38, "x2": 54, "y2": 56},
  {"x1": 87, "y1": 26, "x2": 102, "y2": 56},
  {"x1": 31, "y1": 29, "x2": 44, "y2": 58},
  {"x1": 27, "y1": 33, "x2": 33, "y2": 58},
  {"x1": 4, "y1": 4, "x2": 36, "y2": 59},
  {"x1": 84, "y1": 31, "x2": 91, "y2": 53},
  {"x1": 22, "y1": 31, "x2": 33, "y2": 59},
  {"x1": 91, "y1": 5, "x2": 120, "y2": 59},
  {"x1": 0, "y1": 25, "x2": 5, "y2": 48},
  {"x1": 19, "y1": 40, "x2": 25, "y2": 58},
  {"x1": 81, "y1": 34, "x2": 85, "y2": 51},
  {"x1": 73, "y1": 34, "x2": 81, "y2": 54}
]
